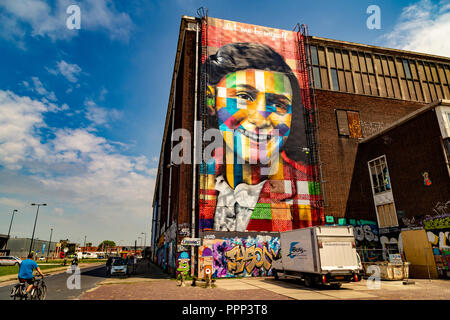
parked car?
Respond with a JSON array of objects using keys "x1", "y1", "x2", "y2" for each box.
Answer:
[
  {"x1": 110, "y1": 258, "x2": 128, "y2": 276},
  {"x1": 0, "y1": 256, "x2": 22, "y2": 266},
  {"x1": 81, "y1": 252, "x2": 98, "y2": 259}
]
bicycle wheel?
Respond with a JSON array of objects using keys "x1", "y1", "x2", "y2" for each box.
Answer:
[
  {"x1": 40, "y1": 284, "x2": 47, "y2": 300},
  {"x1": 11, "y1": 286, "x2": 18, "y2": 300},
  {"x1": 29, "y1": 288, "x2": 36, "y2": 300}
]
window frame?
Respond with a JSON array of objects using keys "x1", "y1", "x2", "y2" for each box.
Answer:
[
  {"x1": 335, "y1": 109, "x2": 363, "y2": 138},
  {"x1": 367, "y1": 155, "x2": 399, "y2": 228},
  {"x1": 368, "y1": 155, "x2": 391, "y2": 195},
  {"x1": 376, "y1": 203, "x2": 399, "y2": 228}
]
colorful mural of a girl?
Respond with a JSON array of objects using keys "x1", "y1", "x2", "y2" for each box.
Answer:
[{"x1": 199, "y1": 18, "x2": 324, "y2": 233}]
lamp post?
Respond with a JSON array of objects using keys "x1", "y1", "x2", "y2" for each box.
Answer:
[
  {"x1": 46, "y1": 228, "x2": 53, "y2": 262},
  {"x1": 29, "y1": 203, "x2": 46, "y2": 256},
  {"x1": 6, "y1": 209, "x2": 18, "y2": 250},
  {"x1": 138, "y1": 236, "x2": 142, "y2": 247},
  {"x1": 141, "y1": 232, "x2": 147, "y2": 247}
]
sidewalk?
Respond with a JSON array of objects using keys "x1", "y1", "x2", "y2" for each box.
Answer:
[
  {"x1": 80, "y1": 261, "x2": 450, "y2": 300},
  {"x1": 79, "y1": 261, "x2": 291, "y2": 300}
]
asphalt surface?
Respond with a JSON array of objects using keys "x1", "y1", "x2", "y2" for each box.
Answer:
[{"x1": 0, "y1": 264, "x2": 107, "y2": 300}]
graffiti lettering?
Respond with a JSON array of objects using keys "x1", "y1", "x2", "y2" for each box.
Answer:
[
  {"x1": 423, "y1": 216, "x2": 450, "y2": 230},
  {"x1": 432, "y1": 201, "x2": 450, "y2": 216},
  {"x1": 354, "y1": 224, "x2": 378, "y2": 242},
  {"x1": 427, "y1": 231, "x2": 450, "y2": 249},
  {"x1": 224, "y1": 244, "x2": 277, "y2": 275}
]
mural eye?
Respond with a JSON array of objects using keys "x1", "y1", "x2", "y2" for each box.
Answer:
[
  {"x1": 273, "y1": 103, "x2": 289, "y2": 114},
  {"x1": 236, "y1": 92, "x2": 254, "y2": 102}
]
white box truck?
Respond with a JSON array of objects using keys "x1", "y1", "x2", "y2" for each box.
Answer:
[{"x1": 272, "y1": 226, "x2": 361, "y2": 288}]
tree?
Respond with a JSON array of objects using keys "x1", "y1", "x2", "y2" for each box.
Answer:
[{"x1": 98, "y1": 240, "x2": 116, "y2": 249}]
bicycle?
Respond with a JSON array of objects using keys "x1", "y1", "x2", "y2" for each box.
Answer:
[
  {"x1": 10, "y1": 281, "x2": 27, "y2": 300},
  {"x1": 30, "y1": 276, "x2": 47, "y2": 300},
  {"x1": 10, "y1": 276, "x2": 47, "y2": 300}
]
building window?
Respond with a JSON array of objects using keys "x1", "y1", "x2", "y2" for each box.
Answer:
[
  {"x1": 310, "y1": 45, "x2": 322, "y2": 89},
  {"x1": 376, "y1": 203, "x2": 399, "y2": 228},
  {"x1": 310, "y1": 45, "x2": 319, "y2": 65},
  {"x1": 330, "y1": 68, "x2": 339, "y2": 91},
  {"x1": 402, "y1": 59, "x2": 412, "y2": 79},
  {"x1": 313, "y1": 67, "x2": 321, "y2": 89},
  {"x1": 368, "y1": 155, "x2": 391, "y2": 194},
  {"x1": 443, "y1": 137, "x2": 450, "y2": 165},
  {"x1": 335, "y1": 109, "x2": 363, "y2": 138}
]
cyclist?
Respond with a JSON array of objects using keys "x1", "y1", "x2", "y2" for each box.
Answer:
[{"x1": 18, "y1": 253, "x2": 45, "y2": 298}]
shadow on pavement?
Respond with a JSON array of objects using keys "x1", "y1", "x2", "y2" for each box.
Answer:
[{"x1": 78, "y1": 259, "x2": 170, "y2": 280}]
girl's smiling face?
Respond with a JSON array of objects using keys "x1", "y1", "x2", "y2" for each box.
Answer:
[{"x1": 212, "y1": 69, "x2": 293, "y2": 164}]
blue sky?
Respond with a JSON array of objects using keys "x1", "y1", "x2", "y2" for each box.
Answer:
[{"x1": 0, "y1": 0, "x2": 449, "y2": 248}]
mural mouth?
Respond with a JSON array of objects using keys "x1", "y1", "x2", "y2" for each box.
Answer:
[{"x1": 237, "y1": 128, "x2": 274, "y2": 142}]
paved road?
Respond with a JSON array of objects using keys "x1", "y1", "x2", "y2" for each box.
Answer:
[
  {"x1": 80, "y1": 261, "x2": 450, "y2": 301},
  {"x1": 0, "y1": 264, "x2": 107, "y2": 300}
]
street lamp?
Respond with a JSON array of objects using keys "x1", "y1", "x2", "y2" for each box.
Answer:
[
  {"x1": 141, "y1": 232, "x2": 147, "y2": 247},
  {"x1": 46, "y1": 228, "x2": 53, "y2": 262},
  {"x1": 138, "y1": 236, "x2": 142, "y2": 247},
  {"x1": 29, "y1": 203, "x2": 47, "y2": 256},
  {"x1": 6, "y1": 209, "x2": 19, "y2": 250}
]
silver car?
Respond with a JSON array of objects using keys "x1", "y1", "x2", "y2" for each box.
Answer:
[{"x1": 0, "y1": 256, "x2": 22, "y2": 266}]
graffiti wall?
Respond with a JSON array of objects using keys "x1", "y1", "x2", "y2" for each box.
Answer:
[
  {"x1": 155, "y1": 222, "x2": 177, "y2": 273},
  {"x1": 325, "y1": 216, "x2": 383, "y2": 262},
  {"x1": 424, "y1": 214, "x2": 450, "y2": 275},
  {"x1": 199, "y1": 235, "x2": 280, "y2": 278},
  {"x1": 198, "y1": 17, "x2": 323, "y2": 233}
]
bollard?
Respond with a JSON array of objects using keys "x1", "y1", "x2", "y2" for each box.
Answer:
[
  {"x1": 204, "y1": 266, "x2": 212, "y2": 288},
  {"x1": 180, "y1": 272, "x2": 186, "y2": 287}
]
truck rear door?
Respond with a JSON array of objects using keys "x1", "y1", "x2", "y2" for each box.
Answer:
[{"x1": 318, "y1": 236, "x2": 359, "y2": 272}]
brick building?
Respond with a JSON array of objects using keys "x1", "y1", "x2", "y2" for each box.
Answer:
[
  {"x1": 346, "y1": 100, "x2": 450, "y2": 278},
  {"x1": 151, "y1": 15, "x2": 450, "y2": 278}
]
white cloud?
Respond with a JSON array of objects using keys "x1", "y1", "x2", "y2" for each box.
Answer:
[
  {"x1": 383, "y1": 0, "x2": 450, "y2": 57},
  {"x1": 0, "y1": 0, "x2": 134, "y2": 48},
  {"x1": 28, "y1": 76, "x2": 58, "y2": 101},
  {"x1": 0, "y1": 89, "x2": 155, "y2": 244},
  {"x1": 47, "y1": 60, "x2": 82, "y2": 83},
  {"x1": 0, "y1": 90, "x2": 49, "y2": 169},
  {"x1": 0, "y1": 197, "x2": 26, "y2": 208},
  {"x1": 85, "y1": 99, "x2": 122, "y2": 126}
]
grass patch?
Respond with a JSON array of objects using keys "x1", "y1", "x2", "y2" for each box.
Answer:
[{"x1": 0, "y1": 264, "x2": 67, "y2": 277}]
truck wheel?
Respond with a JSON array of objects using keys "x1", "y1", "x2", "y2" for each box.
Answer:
[
  {"x1": 273, "y1": 270, "x2": 279, "y2": 280},
  {"x1": 331, "y1": 283, "x2": 342, "y2": 289},
  {"x1": 304, "y1": 275, "x2": 314, "y2": 288}
]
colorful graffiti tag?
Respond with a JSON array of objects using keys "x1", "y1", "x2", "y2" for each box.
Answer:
[
  {"x1": 425, "y1": 215, "x2": 450, "y2": 274},
  {"x1": 423, "y1": 215, "x2": 450, "y2": 230},
  {"x1": 176, "y1": 251, "x2": 190, "y2": 280},
  {"x1": 200, "y1": 235, "x2": 280, "y2": 278}
]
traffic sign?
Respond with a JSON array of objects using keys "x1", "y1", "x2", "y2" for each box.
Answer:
[{"x1": 181, "y1": 238, "x2": 201, "y2": 246}]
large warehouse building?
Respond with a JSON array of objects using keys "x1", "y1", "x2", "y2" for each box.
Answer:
[{"x1": 151, "y1": 14, "x2": 450, "y2": 279}]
